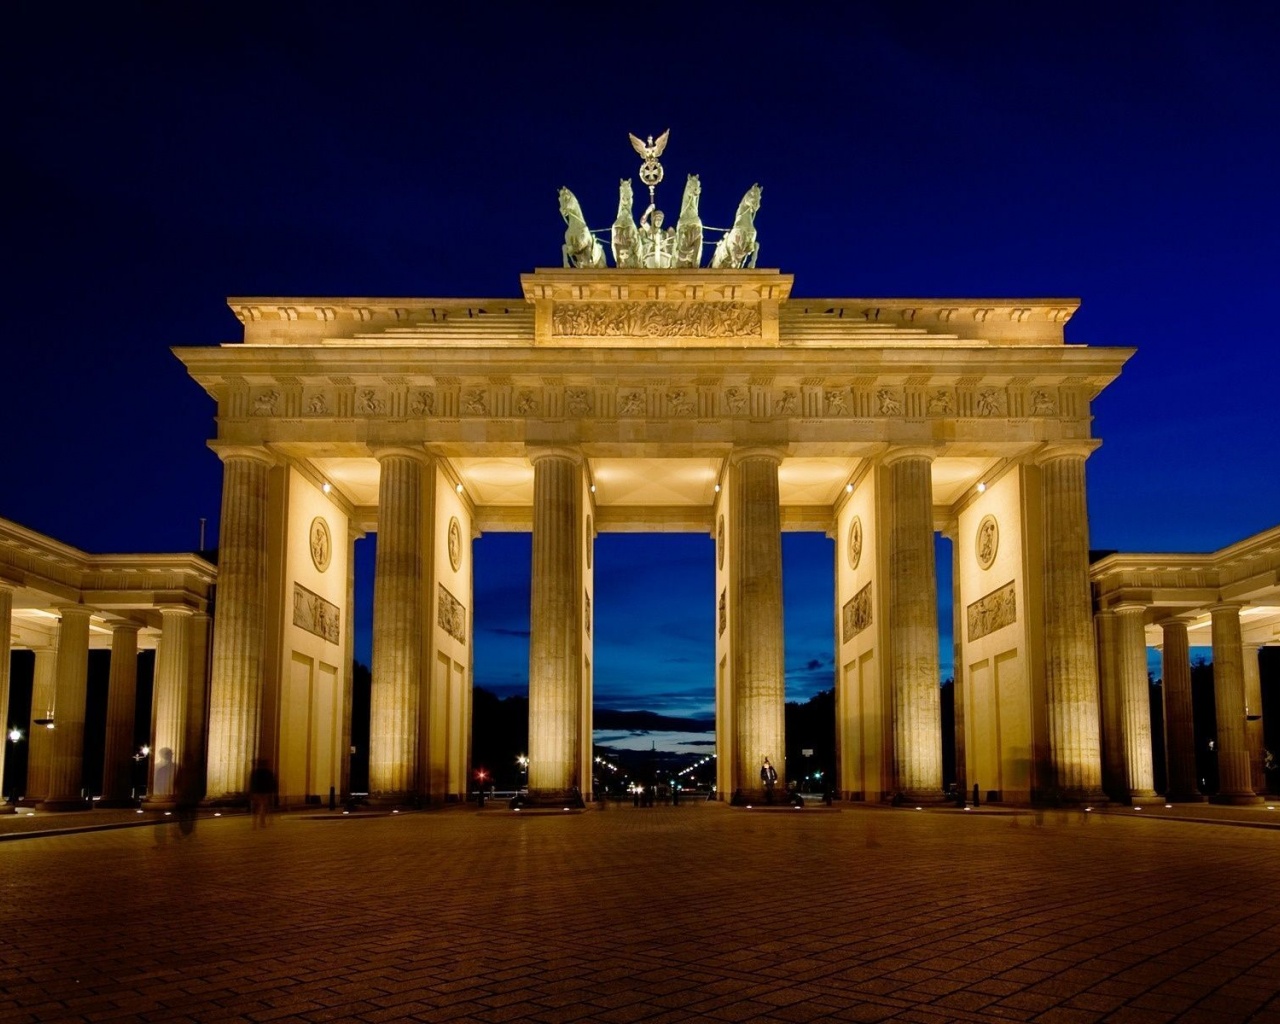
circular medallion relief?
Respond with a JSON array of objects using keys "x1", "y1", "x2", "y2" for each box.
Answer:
[
  {"x1": 447, "y1": 517, "x2": 462, "y2": 572},
  {"x1": 309, "y1": 516, "x2": 332, "y2": 573},
  {"x1": 716, "y1": 515, "x2": 725, "y2": 570},
  {"x1": 976, "y1": 514, "x2": 999, "y2": 570},
  {"x1": 847, "y1": 516, "x2": 863, "y2": 570},
  {"x1": 586, "y1": 515, "x2": 593, "y2": 569}
]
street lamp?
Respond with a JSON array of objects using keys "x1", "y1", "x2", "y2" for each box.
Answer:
[{"x1": 516, "y1": 754, "x2": 529, "y2": 791}]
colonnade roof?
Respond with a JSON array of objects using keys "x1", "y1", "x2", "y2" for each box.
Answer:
[
  {"x1": 1091, "y1": 524, "x2": 1280, "y2": 648},
  {"x1": 0, "y1": 517, "x2": 215, "y2": 651}
]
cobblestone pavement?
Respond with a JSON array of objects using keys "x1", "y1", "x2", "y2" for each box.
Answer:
[{"x1": 2, "y1": 803, "x2": 1278, "y2": 1024}]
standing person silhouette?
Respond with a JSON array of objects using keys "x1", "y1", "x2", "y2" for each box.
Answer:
[
  {"x1": 761, "y1": 758, "x2": 778, "y2": 804},
  {"x1": 249, "y1": 759, "x2": 276, "y2": 828}
]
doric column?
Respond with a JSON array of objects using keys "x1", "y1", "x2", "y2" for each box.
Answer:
[
  {"x1": 0, "y1": 584, "x2": 13, "y2": 809},
  {"x1": 369, "y1": 448, "x2": 429, "y2": 801},
  {"x1": 728, "y1": 449, "x2": 785, "y2": 803},
  {"x1": 146, "y1": 607, "x2": 193, "y2": 807},
  {"x1": 39, "y1": 605, "x2": 93, "y2": 810},
  {"x1": 1037, "y1": 446, "x2": 1106, "y2": 803},
  {"x1": 184, "y1": 611, "x2": 211, "y2": 801},
  {"x1": 99, "y1": 622, "x2": 141, "y2": 806},
  {"x1": 1115, "y1": 605, "x2": 1156, "y2": 798},
  {"x1": 884, "y1": 448, "x2": 942, "y2": 801},
  {"x1": 341, "y1": 526, "x2": 362, "y2": 800},
  {"x1": 25, "y1": 643, "x2": 57, "y2": 804},
  {"x1": 528, "y1": 449, "x2": 584, "y2": 803},
  {"x1": 1242, "y1": 642, "x2": 1265, "y2": 795},
  {"x1": 1159, "y1": 618, "x2": 1203, "y2": 801},
  {"x1": 1209, "y1": 604, "x2": 1261, "y2": 804},
  {"x1": 1094, "y1": 610, "x2": 1129, "y2": 801},
  {"x1": 205, "y1": 446, "x2": 273, "y2": 799}
]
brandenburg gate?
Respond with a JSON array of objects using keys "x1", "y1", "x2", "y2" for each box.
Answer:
[{"x1": 174, "y1": 138, "x2": 1135, "y2": 808}]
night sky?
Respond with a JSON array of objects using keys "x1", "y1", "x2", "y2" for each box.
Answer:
[{"x1": 4, "y1": 5, "x2": 1276, "y2": 726}]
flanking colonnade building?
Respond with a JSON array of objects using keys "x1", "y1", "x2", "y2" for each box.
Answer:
[{"x1": 4, "y1": 268, "x2": 1274, "y2": 811}]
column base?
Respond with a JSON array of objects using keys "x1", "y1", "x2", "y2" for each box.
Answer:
[
  {"x1": 730, "y1": 787, "x2": 803, "y2": 807},
  {"x1": 140, "y1": 798, "x2": 178, "y2": 812},
  {"x1": 1164, "y1": 791, "x2": 1207, "y2": 803},
  {"x1": 523, "y1": 789, "x2": 586, "y2": 809},
  {"x1": 365, "y1": 791, "x2": 420, "y2": 810},
  {"x1": 1037, "y1": 788, "x2": 1109, "y2": 807},
  {"x1": 1129, "y1": 789, "x2": 1159, "y2": 800},
  {"x1": 896, "y1": 789, "x2": 952, "y2": 806},
  {"x1": 1210, "y1": 792, "x2": 1265, "y2": 806},
  {"x1": 96, "y1": 798, "x2": 141, "y2": 809},
  {"x1": 36, "y1": 797, "x2": 93, "y2": 812},
  {"x1": 0, "y1": 803, "x2": 16, "y2": 814}
]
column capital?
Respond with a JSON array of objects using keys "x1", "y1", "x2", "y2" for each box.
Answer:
[
  {"x1": 1033, "y1": 440, "x2": 1100, "y2": 466},
  {"x1": 107, "y1": 619, "x2": 143, "y2": 635},
  {"x1": 51, "y1": 603, "x2": 94, "y2": 621},
  {"x1": 156, "y1": 604, "x2": 197, "y2": 618},
  {"x1": 208, "y1": 442, "x2": 277, "y2": 467},
  {"x1": 1112, "y1": 602, "x2": 1149, "y2": 617},
  {"x1": 526, "y1": 446, "x2": 585, "y2": 467},
  {"x1": 1209, "y1": 601, "x2": 1244, "y2": 615},
  {"x1": 1156, "y1": 614, "x2": 1192, "y2": 631},
  {"x1": 880, "y1": 444, "x2": 941, "y2": 467},
  {"x1": 370, "y1": 445, "x2": 431, "y2": 465},
  {"x1": 727, "y1": 446, "x2": 785, "y2": 467}
]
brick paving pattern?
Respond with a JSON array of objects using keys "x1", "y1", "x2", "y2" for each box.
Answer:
[{"x1": 1, "y1": 803, "x2": 1278, "y2": 1023}]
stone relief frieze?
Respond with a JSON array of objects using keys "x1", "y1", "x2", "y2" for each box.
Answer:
[
  {"x1": 292, "y1": 583, "x2": 340, "y2": 645},
  {"x1": 928, "y1": 390, "x2": 954, "y2": 415},
  {"x1": 724, "y1": 387, "x2": 748, "y2": 414},
  {"x1": 585, "y1": 591, "x2": 592, "y2": 638},
  {"x1": 825, "y1": 389, "x2": 848, "y2": 415},
  {"x1": 437, "y1": 584, "x2": 467, "y2": 644},
  {"x1": 514, "y1": 390, "x2": 539, "y2": 415},
  {"x1": 565, "y1": 388, "x2": 593, "y2": 415},
  {"x1": 1032, "y1": 389, "x2": 1057, "y2": 415},
  {"x1": 551, "y1": 301, "x2": 762, "y2": 338},
  {"x1": 410, "y1": 391, "x2": 435, "y2": 416},
  {"x1": 667, "y1": 389, "x2": 696, "y2": 416},
  {"x1": 308, "y1": 394, "x2": 329, "y2": 415},
  {"x1": 357, "y1": 389, "x2": 386, "y2": 415},
  {"x1": 718, "y1": 588, "x2": 727, "y2": 637},
  {"x1": 876, "y1": 388, "x2": 902, "y2": 415},
  {"x1": 842, "y1": 582, "x2": 873, "y2": 643},
  {"x1": 309, "y1": 517, "x2": 332, "y2": 573},
  {"x1": 618, "y1": 389, "x2": 646, "y2": 415},
  {"x1": 967, "y1": 580, "x2": 1016, "y2": 642},
  {"x1": 976, "y1": 388, "x2": 1004, "y2": 416},
  {"x1": 773, "y1": 390, "x2": 798, "y2": 415},
  {"x1": 254, "y1": 391, "x2": 280, "y2": 416},
  {"x1": 462, "y1": 388, "x2": 488, "y2": 415}
]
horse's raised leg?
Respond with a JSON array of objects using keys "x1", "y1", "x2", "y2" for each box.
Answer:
[{"x1": 749, "y1": 241, "x2": 760, "y2": 269}]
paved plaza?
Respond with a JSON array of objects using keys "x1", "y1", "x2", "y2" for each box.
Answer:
[{"x1": 2, "y1": 803, "x2": 1278, "y2": 1024}]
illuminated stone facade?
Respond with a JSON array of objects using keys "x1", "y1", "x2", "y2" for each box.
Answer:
[{"x1": 174, "y1": 268, "x2": 1138, "y2": 806}]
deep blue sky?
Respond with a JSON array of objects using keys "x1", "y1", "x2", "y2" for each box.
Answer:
[{"x1": 4, "y1": 4, "x2": 1276, "y2": 719}]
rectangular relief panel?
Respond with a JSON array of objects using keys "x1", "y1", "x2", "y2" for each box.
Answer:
[{"x1": 293, "y1": 583, "x2": 340, "y2": 645}]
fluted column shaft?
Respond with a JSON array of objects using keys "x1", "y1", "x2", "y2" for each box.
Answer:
[
  {"x1": 1159, "y1": 619, "x2": 1202, "y2": 801},
  {"x1": 100, "y1": 623, "x2": 141, "y2": 805},
  {"x1": 1094, "y1": 611, "x2": 1129, "y2": 800},
  {"x1": 1039, "y1": 451, "x2": 1106, "y2": 801},
  {"x1": 0, "y1": 586, "x2": 12, "y2": 806},
  {"x1": 40, "y1": 606, "x2": 93, "y2": 809},
  {"x1": 1242, "y1": 643, "x2": 1265, "y2": 794},
  {"x1": 886, "y1": 451, "x2": 942, "y2": 800},
  {"x1": 206, "y1": 450, "x2": 272, "y2": 798},
  {"x1": 370, "y1": 450, "x2": 427, "y2": 799},
  {"x1": 1209, "y1": 604, "x2": 1260, "y2": 804},
  {"x1": 148, "y1": 608, "x2": 193, "y2": 805},
  {"x1": 1116, "y1": 606, "x2": 1156, "y2": 798},
  {"x1": 730, "y1": 451, "x2": 785, "y2": 800},
  {"x1": 25, "y1": 645, "x2": 57, "y2": 803},
  {"x1": 184, "y1": 612, "x2": 211, "y2": 800},
  {"x1": 528, "y1": 452, "x2": 583, "y2": 801}
]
